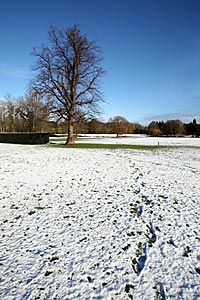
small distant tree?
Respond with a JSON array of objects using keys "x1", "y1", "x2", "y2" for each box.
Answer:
[
  {"x1": 109, "y1": 116, "x2": 130, "y2": 137},
  {"x1": 31, "y1": 24, "x2": 104, "y2": 144},
  {"x1": 193, "y1": 118, "x2": 197, "y2": 125},
  {"x1": 148, "y1": 121, "x2": 162, "y2": 136}
]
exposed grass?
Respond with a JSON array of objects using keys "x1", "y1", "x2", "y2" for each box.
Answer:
[
  {"x1": 46, "y1": 142, "x2": 200, "y2": 150},
  {"x1": 47, "y1": 143, "x2": 168, "y2": 150}
]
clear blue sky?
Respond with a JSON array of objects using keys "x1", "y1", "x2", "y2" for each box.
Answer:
[{"x1": 1, "y1": 0, "x2": 200, "y2": 124}]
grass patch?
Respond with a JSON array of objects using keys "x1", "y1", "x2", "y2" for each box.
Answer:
[
  {"x1": 47, "y1": 143, "x2": 169, "y2": 150},
  {"x1": 49, "y1": 256, "x2": 59, "y2": 262},
  {"x1": 28, "y1": 210, "x2": 36, "y2": 215},
  {"x1": 46, "y1": 142, "x2": 200, "y2": 150},
  {"x1": 44, "y1": 270, "x2": 53, "y2": 276}
]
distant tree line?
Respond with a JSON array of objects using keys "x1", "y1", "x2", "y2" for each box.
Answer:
[
  {"x1": 0, "y1": 97, "x2": 145, "y2": 135},
  {"x1": 73, "y1": 115, "x2": 147, "y2": 136},
  {"x1": 72, "y1": 116, "x2": 200, "y2": 137},
  {"x1": 148, "y1": 119, "x2": 200, "y2": 137},
  {"x1": 0, "y1": 93, "x2": 199, "y2": 137}
]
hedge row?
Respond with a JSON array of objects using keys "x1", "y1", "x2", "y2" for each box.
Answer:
[{"x1": 0, "y1": 133, "x2": 49, "y2": 144}]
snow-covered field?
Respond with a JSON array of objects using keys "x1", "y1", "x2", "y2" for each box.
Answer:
[
  {"x1": 0, "y1": 138, "x2": 200, "y2": 300},
  {"x1": 51, "y1": 134, "x2": 200, "y2": 147},
  {"x1": 76, "y1": 134, "x2": 200, "y2": 147}
]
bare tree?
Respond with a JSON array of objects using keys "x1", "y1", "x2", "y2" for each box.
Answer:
[
  {"x1": 109, "y1": 116, "x2": 131, "y2": 137},
  {"x1": 16, "y1": 88, "x2": 49, "y2": 132},
  {"x1": 4, "y1": 94, "x2": 16, "y2": 132},
  {"x1": 0, "y1": 100, "x2": 7, "y2": 132},
  {"x1": 31, "y1": 24, "x2": 104, "y2": 144}
]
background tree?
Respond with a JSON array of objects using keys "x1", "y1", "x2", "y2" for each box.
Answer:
[
  {"x1": 185, "y1": 118, "x2": 199, "y2": 136},
  {"x1": 131, "y1": 122, "x2": 147, "y2": 134},
  {"x1": 88, "y1": 118, "x2": 104, "y2": 134},
  {"x1": 16, "y1": 88, "x2": 49, "y2": 132},
  {"x1": 164, "y1": 119, "x2": 185, "y2": 136},
  {"x1": 0, "y1": 91, "x2": 49, "y2": 133},
  {"x1": 192, "y1": 119, "x2": 200, "y2": 137},
  {"x1": 108, "y1": 116, "x2": 131, "y2": 137},
  {"x1": 157, "y1": 121, "x2": 165, "y2": 134},
  {"x1": 3, "y1": 94, "x2": 17, "y2": 132},
  {"x1": 148, "y1": 121, "x2": 162, "y2": 136},
  {"x1": 32, "y1": 24, "x2": 104, "y2": 144},
  {"x1": 0, "y1": 95, "x2": 20, "y2": 132},
  {"x1": 73, "y1": 110, "x2": 89, "y2": 136},
  {"x1": 0, "y1": 100, "x2": 7, "y2": 132}
]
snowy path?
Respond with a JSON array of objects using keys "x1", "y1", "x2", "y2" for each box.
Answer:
[{"x1": 0, "y1": 143, "x2": 200, "y2": 299}]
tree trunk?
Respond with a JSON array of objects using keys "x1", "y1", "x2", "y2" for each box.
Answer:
[{"x1": 66, "y1": 120, "x2": 74, "y2": 144}]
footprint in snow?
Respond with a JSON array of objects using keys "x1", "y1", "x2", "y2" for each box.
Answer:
[
  {"x1": 133, "y1": 243, "x2": 147, "y2": 275},
  {"x1": 137, "y1": 205, "x2": 143, "y2": 217},
  {"x1": 167, "y1": 238, "x2": 177, "y2": 248},
  {"x1": 154, "y1": 282, "x2": 166, "y2": 300},
  {"x1": 137, "y1": 253, "x2": 147, "y2": 275},
  {"x1": 146, "y1": 221, "x2": 157, "y2": 246}
]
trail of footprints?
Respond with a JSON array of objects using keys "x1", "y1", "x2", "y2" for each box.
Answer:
[{"x1": 124, "y1": 169, "x2": 167, "y2": 299}]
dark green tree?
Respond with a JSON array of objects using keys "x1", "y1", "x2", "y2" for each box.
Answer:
[{"x1": 164, "y1": 120, "x2": 185, "y2": 136}]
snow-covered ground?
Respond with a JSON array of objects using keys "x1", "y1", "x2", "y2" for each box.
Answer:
[
  {"x1": 76, "y1": 135, "x2": 200, "y2": 147},
  {"x1": 0, "y1": 139, "x2": 200, "y2": 300},
  {"x1": 50, "y1": 134, "x2": 200, "y2": 147}
]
